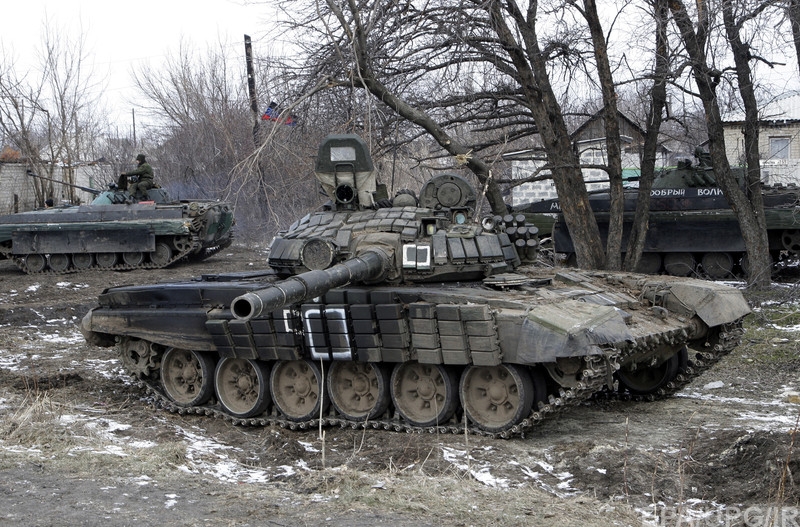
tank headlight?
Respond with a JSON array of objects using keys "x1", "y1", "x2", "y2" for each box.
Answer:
[
  {"x1": 335, "y1": 183, "x2": 356, "y2": 203},
  {"x1": 454, "y1": 211, "x2": 467, "y2": 224}
]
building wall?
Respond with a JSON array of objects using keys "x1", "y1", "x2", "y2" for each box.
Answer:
[
  {"x1": 723, "y1": 123, "x2": 800, "y2": 186},
  {"x1": 0, "y1": 163, "x2": 34, "y2": 213},
  {"x1": 511, "y1": 141, "x2": 657, "y2": 206},
  {"x1": 0, "y1": 163, "x2": 110, "y2": 214}
]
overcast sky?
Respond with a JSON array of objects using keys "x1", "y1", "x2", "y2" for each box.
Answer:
[{"x1": 1, "y1": 0, "x2": 278, "y2": 127}]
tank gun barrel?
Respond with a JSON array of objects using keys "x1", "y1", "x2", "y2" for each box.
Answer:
[
  {"x1": 26, "y1": 170, "x2": 101, "y2": 196},
  {"x1": 231, "y1": 249, "x2": 390, "y2": 321}
]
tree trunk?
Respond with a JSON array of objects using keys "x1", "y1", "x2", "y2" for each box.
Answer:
[
  {"x1": 669, "y1": 0, "x2": 771, "y2": 287},
  {"x1": 722, "y1": 1, "x2": 770, "y2": 286},
  {"x1": 789, "y1": 0, "x2": 800, "y2": 78},
  {"x1": 489, "y1": 0, "x2": 606, "y2": 269},
  {"x1": 624, "y1": 0, "x2": 669, "y2": 273},
  {"x1": 582, "y1": 0, "x2": 624, "y2": 270}
]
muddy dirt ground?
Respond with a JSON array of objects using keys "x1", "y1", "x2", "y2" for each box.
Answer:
[{"x1": 1, "y1": 244, "x2": 799, "y2": 527}]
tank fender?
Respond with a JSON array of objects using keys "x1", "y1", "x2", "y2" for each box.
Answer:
[
  {"x1": 639, "y1": 279, "x2": 751, "y2": 327},
  {"x1": 80, "y1": 310, "x2": 116, "y2": 347},
  {"x1": 515, "y1": 300, "x2": 633, "y2": 363}
]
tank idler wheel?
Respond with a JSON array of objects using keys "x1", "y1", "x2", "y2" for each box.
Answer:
[
  {"x1": 72, "y1": 253, "x2": 94, "y2": 270},
  {"x1": 150, "y1": 243, "x2": 173, "y2": 267},
  {"x1": 327, "y1": 361, "x2": 390, "y2": 421},
  {"x1": 123, "y1": 251, "x2": 145, "y2": 266},
  {"x1": 782, "y1": 229, "x2": 800, "y2": 253},
  {"x1": 459, "y1": 364, "x2": 537, "y2": 433},
  {"x1": 701, "y1": 252, "x2": 733, "y2": 279},
  {"x1": 48, "y1": 254, "x2": 71, "y2": 272},
  {"x1": 270, "y1": 360, "x2": 329, "y2": 422},
  {"x1": 215, "y1": 358, "x2": 271, "y2": 418},
  {"x1": 160, "y1": 348, "x2": 215, "y2": 407},
  {"x1": 616, "y1": 348, "x2": 683, "y2": 395},
  {"x1": 663, "y1": 252, "x2": 694, "y2": 276},
  {"x1": 96, "y1": 253, "x2": 118, "y2": 268},
  {"x1": 24, "y1": 254, "x2": 47, "y2": 273},
  {"x1": 390, "y1": 362, "x2": 458, "y2": 427}
]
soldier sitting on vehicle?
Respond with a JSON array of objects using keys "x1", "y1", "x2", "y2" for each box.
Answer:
[{"x1": 121, "y1": 154, "x2": 155, "y2": 200}]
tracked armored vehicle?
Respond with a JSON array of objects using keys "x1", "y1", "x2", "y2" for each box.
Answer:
[
  {"x1": 81, "y1": 135, "x2": 750, "y2": 438},
  {"x1": 520, "y1": 150, "x2": 800, "y2": 277},
  {"x1": 0, "y1": 173, "x2": 234, "y2": 274}
]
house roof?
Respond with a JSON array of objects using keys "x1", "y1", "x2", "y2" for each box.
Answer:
[
  {"x1": 722, "y1": 91, "x2": 800, "y2": 123},
  {"x1": 570, "y1": 109, "x2": 645, "y2": 140}
]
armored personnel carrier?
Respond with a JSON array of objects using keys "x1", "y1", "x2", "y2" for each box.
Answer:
[
  {"x1": 520, "y1": 150, "x2": 800, "y2": 277},
  {"x1": 81, "y1": 135, "x2": 750, "y2": 438},
  {"x1": 0, "y1": 173, "x2": 234, "y2": 274}
]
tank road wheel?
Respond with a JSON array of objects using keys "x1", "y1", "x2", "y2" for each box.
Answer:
[
  {"x1": 459, "y1": 364, "x2": 536, "y2": 433},
  {"x1": 24, "y1": 254, "x2": 47, "y2": 273},
  {"x1": 95, "y1": 253, "x2": 118, "y2": 268},
  {"x1": 741, "y1": 253, "x2": 775, "y2": 276},
  {"x1": 160, "y1": 348, "x2": 215, "y2": 407},
  {"x1": 701, "y1": 252, "x2": 733, "y2": 279},
  {"x1": 149, "y1": 243, "x2": 173, "y2": 267},
  {"x1": 390, "y1": 362, "x2": 458, "y2": 427},
  {"x1": 215, "y1": 358, "x2": 271, "y2": 418},
  {"x1": 782, "y1": 229, "x2": 800, "y2": 253},
  {"x1": 663, "y1": 252, "x2": 695, "y2": 276},
  {"x1": 616, "y1": 350, "x2": 682, "y2": 396},
  {"x1": 48, "y1": 254, "x2": 70, "y2": 272},
  {"x1": 123, "y1": 251, "x2": 145, "y2": 266},
  {"x1": 270, "y1": 360, "x2": 328, "y2": 422},
  {"x1": 327, "y1": 361, "x2": 390, "y2": 421},
  {"x1": 635, "y1": 253, "x2": 662, "y2": 274},
  {"x1": 72, "y1": 253, "x2": 94, "y2": 270}
]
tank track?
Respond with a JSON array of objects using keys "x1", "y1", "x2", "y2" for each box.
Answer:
[
  {"x1": 116, "y1": 318, "x2": 745, "y2": 438},
  {"x1": 130, "y1": 354, "x2": 609, "y2": 440},
  {"x1": 10, "y1": 235, "x2": 230, "y2": 275},
  {"x1": 602, "y1": 320, "x2": 745, "y2": 402}
]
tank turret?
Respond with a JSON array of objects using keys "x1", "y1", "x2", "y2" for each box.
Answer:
[
  {"x1": 81, "y1": 134, "x2": 750, "y2": 438},
  {"x1": 245, "y1": 135, "x2": 538, "y2": 317}
]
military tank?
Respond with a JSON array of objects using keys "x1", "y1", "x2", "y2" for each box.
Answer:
[
  {"x1": 519, "y1": 150, "x2": 800, "y2": 278},
  {"x1": 0, "y1": 173, "x2": 235, "y2": 274},
  {"x1": 81, "y1": 134, "x2": 750, "y2": 438}
]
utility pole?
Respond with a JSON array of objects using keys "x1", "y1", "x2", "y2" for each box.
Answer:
[{"x1": 244, "y1": 34, "x2": 260, "y2": 145}]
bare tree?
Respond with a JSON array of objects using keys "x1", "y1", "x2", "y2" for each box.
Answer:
[
  {"x1": 275, "y1": 0, "x2": 616, "y2": 268},
  {"x1": 624, "y1": 0, "x2": 672, "y2": 272},
  {"x1": 131, "y1": 39, "x2": 349, "y2": 240},
  {"x1": 668, "y1": 0, "x2": 772, "y2": 287},
  {"x1": 572, "y1": 0, "x2": 627, "y2": 269},
  {"x1": 0, "y1": 18, "x2": 106, "y2": 207}
]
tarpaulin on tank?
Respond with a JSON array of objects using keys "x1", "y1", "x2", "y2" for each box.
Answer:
[
  {"x1": 640, "y1": 278, "x2": 751, "y2": 327},
  {"x1": 516, "y1": 300, "x2": 632, "y2": 362}
]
